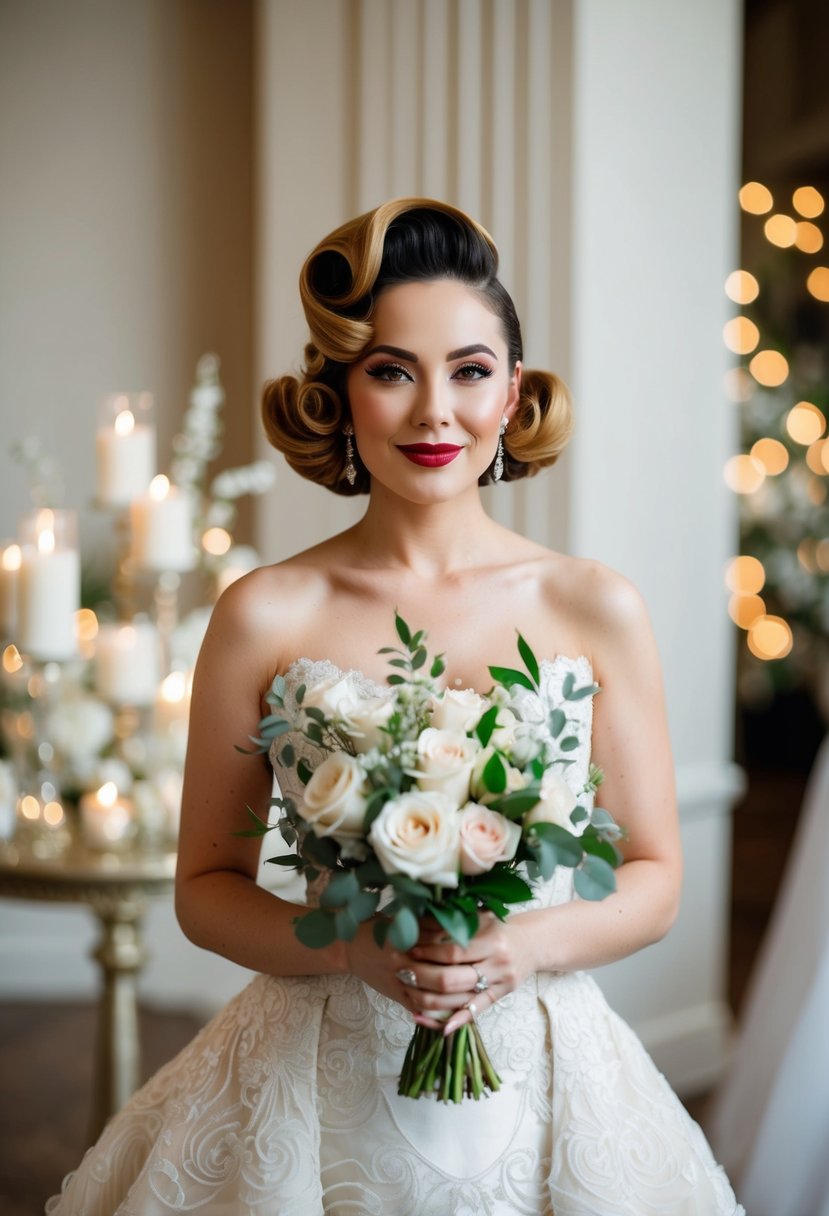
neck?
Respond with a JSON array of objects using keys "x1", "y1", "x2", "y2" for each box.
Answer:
[{"x1": 349, "y1": 483, "x2": 501, "y2": 578}]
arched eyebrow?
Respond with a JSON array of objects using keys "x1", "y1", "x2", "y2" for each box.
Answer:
[{"x1": 360, "y1": 343, "x2": 498, "y2": 363}]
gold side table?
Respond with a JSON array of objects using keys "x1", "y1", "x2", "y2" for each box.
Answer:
[{"x1": 0, "y1": 840, "x2": 176, "y2": 1142}]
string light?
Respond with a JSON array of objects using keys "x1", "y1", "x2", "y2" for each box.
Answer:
[
  {"x1": 750, "y1": 438, "x2": 789, "y2": 474},
  {"x1": 728, "y1": 594, "x2": 766, "y2": 629},
  {"x1": 724, "y1": 270, "x2": 760, "y2": 304},
  {"x1": 805, "y1": 439, "x2": 829, "y2": 474},
  {"x1": 792, "y1": 186, "x2": 824, "y2": 218},
  {"x1": 748, "y1": 350, "x2": 789, "y2": 387},
  {"x1": 785, "y1": 402, "x2": 826, "y2": 445},
  {"x1": 739, "y1": 182, "x2": 773, "y2": 214},
  {"x1": 723, "y1": 317, "x2": 760, "y2": 355},
  {"x1": 806, "y1": 267, "x2": 829, "y2": 302},
  {"x1": 764, "y1": 214, "x2": 797, "y2": 247},
  {"x1": 794, "y1": 222, "x2": 823, "y2": 254}
]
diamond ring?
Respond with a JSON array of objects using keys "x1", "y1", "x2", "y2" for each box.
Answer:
[
  {"x1": 472, "y1": 966, "x2": 489, "y2": 994},
  {"x1": 396, "y1": 968, "x2": 418, "y2": 988}
]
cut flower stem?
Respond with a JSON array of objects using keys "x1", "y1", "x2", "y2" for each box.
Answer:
[{"x1": 398, "y1": 1021, "x2": 501, "y2": 1102}]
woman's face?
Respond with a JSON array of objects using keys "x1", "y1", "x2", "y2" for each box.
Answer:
[{"x1": 346, "y1": 278, "x2": 521, "y2": 505}]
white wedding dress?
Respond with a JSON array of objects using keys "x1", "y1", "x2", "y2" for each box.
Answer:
[{"x1": 47, "y1": 657, "x2": 743, "y2": 1216}]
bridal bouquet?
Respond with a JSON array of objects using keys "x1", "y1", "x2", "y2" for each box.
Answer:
[{"x1": 241, "y1": 614, "x2": 623, "y2": 1103}]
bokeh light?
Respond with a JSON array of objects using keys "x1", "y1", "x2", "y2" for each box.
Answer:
[
  {"x1": 725, "y1": 555, "x2": 766, "y2": 594},
  {"x1": 724, "y1": 455, "x2": 766, "y2": 494},
  {"x1": 739, "y1": 182, "x2": 773, "y2": 214},
  {"x1": 751, "y1": 437, "x2": 789, "y2": 474},
  {"x1": 797, "y1": 539, "x2": 818, "y2": 572},
  {"x1": 723, "y1": 317, "x2": 760, "y2": 355},
  {"x1": 794, "y1": 222, "x2": 823, "y2": 254},
  {"x1": 807, "y1": 267, "x2": 829, "y2": 301},
  {"x1": 816, "y1": 539, "x2": 829, "y2": 573},
  {"x1": 805, "y1": 438, "x2": 829, "y2": 474},
  {"x1": 807, "y1": 477, "x2": 827, "y2": 505},
  {"x1": 202, "y1": 527, "x2": 232, "y2": 556},
  {"x1": 764, "y1": 214, "x2": 797, "y2": 247},
  {"x1": 792, "y1": 186, "x2": 825, "y2": 218},
  {"x1": 724, "y1": 270, "x2": 760, "y2": 305},
  {"x1": 786, "y1": 401, "x2": 826, "y2": 445},
  {"x1": 728, "y1": 593, "x2": 766, "y2": 630},
  {"x1": 747, "y1": 615, "x2": 793, "y2": 661},
  {"x1": 748, "y1": 350, "x2": 789, "y2": 387},
  {"x1": 2, "y1": 644, "x2": 23, "y2": 674}
]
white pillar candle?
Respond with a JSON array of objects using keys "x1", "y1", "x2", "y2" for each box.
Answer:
[
  {"x1": 94, "y1": 619, "x2": 161, "y2": 706},
  {"x1": 17, "y1": 510, "x2": 80, "y2": 662},
  {"x1": 153, "y1": 669, "x2": 192, "y2": 767},
  {"x1": 0, "y1": 542, "x2": 21, "y2": 639},
  {"x1": 80, "y1": 781, "x2": 137, "y2": 851},
  {"x1": 130, "y1": 475, "x2": 196, "y2": 572},
  {"x1": 96, "y1": 393, "x2": 156, "y2": 507}
]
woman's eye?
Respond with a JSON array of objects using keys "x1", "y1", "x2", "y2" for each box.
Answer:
[
  {"x1": 366, "y1": 362, "x2": 412, "y2": 382},
  {"x1": 453, "y1": 362, "x2": 493, "y2": 381}
]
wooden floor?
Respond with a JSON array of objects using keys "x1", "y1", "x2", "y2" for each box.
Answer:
[{"x1": 0, "y1": 766, "x2": 810, "y2": 1215}]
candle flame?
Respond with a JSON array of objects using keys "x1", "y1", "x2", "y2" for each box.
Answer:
[
  {"x1": 115, "y1": 409, "x2": 136, "y2": 436},
  {"x1": 2, "y1": 543, "x2": 21, "y2": 571},
  {"x1": 37, "y1": 529, "x2": 56, "y2": 556},
  {"x1": 98, "y1": 781, "x2": 118, "y2": 807},
  {"x1": 149, "y1": 474, "x2": 170, "y2": 501}
]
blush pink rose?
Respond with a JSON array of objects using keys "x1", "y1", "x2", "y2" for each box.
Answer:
[{"x1": 458, "y1": 802, "x2": 521, "y2": 875}]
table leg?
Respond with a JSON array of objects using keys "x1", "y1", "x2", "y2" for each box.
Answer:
[{"x1": 88, "y1": 897, "x2": 147, "y2": 1143}]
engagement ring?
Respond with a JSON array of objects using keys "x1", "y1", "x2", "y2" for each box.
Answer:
[
  {"x1": 472, "y1": 966, "x2": 490, "y2": 994},
  {"x1": 396, "y1": 968, "x2": 418, "y2": 988}
]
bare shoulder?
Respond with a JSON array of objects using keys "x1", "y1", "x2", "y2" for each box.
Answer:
[{"x1": 537, "y1": 553, "x2": 657, "y2": 675}]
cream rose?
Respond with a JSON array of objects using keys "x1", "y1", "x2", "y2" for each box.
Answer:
[
  {"x1": 428, "y1": 688, "x2": 487, "y2": 733},
  {"x1": 301, "y1": 752, "x2": 367, "y2": 843},
  {"x1": 458, "y1": 802, "x2": 521, "y2": 875},
  {"x1": 490, "y1": 706, "x2": 518, "y2": 750},
  {"x1": 343, "y1": 692, "x2": 396, "y2": 754},
  {"x1": 470, "y1": 746, "x2": 528, "y2": 803},
  {"x1": 368, "y1": 791, "x2": 460, "y2": 885},
  {"x1": 302, "y1": 672, "x2": 363, "y2": 720},
  {"x1": 413, "y1": 727, "x2": 480, "y2": 806},
  {"x1": 523, "y1": 770, "x2": 577, "y2": 831}
]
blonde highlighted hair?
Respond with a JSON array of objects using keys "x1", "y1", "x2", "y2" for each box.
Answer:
[{"x1": 261, "y1": 198, "x2": 572, "y2": 494}]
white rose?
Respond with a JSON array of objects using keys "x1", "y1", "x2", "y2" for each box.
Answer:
[
  {"x1": 458, "y1": 802, "x2": 521, "y2": 875},
  {"x1": 429, "y1": 688, "x2": 487, "y2": 733},
  {"x1": 46, "y1": 696, "x2": 114, "y2": 766},
  {"x1": 368, "y1": 790, "x2": 460, "y2": 886},
  {"x1": 524, "y1": 770, "x2": 577, "y2": 831},
  {"x1": 302, "y1": 672, "x2": 364, "y2": 720},
  {"x1": 470, "y1": 746, "x2": 527, "y2": 802},
  {"x1": 344, "y1": 692, "x2": 396, "y2": 754},
  {"x1": 301, "y1": 752, "x2": 367, "y2": 843},
  {"x1": 413, "y1": 727, "x2": 480, "y2": 806}
]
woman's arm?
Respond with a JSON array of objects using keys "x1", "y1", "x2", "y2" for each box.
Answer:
[{"x1": 407, "y1": 566, "x2": 683, "y2": 1031}]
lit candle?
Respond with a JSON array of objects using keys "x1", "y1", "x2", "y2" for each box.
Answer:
[
  {"x1": 96, "y1": 393, "x2": 156, "y2": 506},
  {"x1": 153, "y1": 670, "x2": 192, "y2": 767},
  {"x1": 17, "y1": 510, "x2": 80, "y2": 661},
  {"x1": 130, "y1": 475, "x2": 196, "y2": 572},
  {"x1": 94, "y1": 619, "x2": 161, "y2": 706},
  {"x1": 0, "y1": 542, "x2": 21, "y2": 639},
  {"x1": 79, "y1": 781, "x2": 137, "y2": 851}
]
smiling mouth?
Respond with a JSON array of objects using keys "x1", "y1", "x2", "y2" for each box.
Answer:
[{"x1": 397, "y1": 443, "x2": 464, "y2": 467}]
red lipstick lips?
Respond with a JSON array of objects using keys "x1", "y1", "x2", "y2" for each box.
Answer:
[{"x1": 397, "y1": 443, "x2": 463, "y2": 467}]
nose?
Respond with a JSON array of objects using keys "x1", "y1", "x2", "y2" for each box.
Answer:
[{"x1": 410, "y1": 375, "x2": 451, "y2": 429}]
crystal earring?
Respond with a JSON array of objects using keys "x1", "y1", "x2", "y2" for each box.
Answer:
[
  {"x1": 344, "y1": 422, "x2": 357, "y2": 486},
  {"x1": 492, "y1": 417, "x2": 507, "y2": 483}
]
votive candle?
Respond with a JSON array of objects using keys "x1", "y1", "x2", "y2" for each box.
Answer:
[
  {"x1": 94, "y1": 619, "x2": 161, "y2": 706},
  {"x1": 96, "y1": 393, "x2": 156, "y2": 507},
  {"x1": 80, "y1": 782, "x2": 137, "y2": 851},
  {"x1": 130, "y1": 476, "x2": 196, "y2": 572},
  {"x1": 17, "y1": 510, "x2": 80, "y2": 661}
]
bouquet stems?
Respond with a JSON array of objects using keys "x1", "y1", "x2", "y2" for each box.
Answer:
[{"x1": 398, "y1": 1022, "x2": 501, "y2": 1102}]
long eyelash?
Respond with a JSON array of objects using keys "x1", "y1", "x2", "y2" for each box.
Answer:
[
  {"x1": 457, "y1": 362, "x2": 493, "y2": 378},
  {"x1": 366, "y1": 362, "x2": 410, "y2": 380}
]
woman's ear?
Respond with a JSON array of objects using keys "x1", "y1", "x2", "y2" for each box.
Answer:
[{"x1": 505, "y1": 361, "x2": 522, "y2": 422}]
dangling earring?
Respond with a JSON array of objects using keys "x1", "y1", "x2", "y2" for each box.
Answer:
[
  {"x1": 344, "y1": 422, "x2": 357, "y2": 486},
  {"x1": 492, "y1": 417, "x2": 507, "y2": 483}
]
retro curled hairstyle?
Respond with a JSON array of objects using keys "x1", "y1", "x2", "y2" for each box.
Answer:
[{"x1": 261, "y1": 198, "x2": 573, "y2": 495}]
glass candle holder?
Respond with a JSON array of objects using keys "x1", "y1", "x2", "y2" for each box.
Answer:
[
  {"x1": 96, "y1": 392, "x2": 156, "y2": 508},
  {"x1": 17, "y1": 509, "x2": 80, "y2": 662}
]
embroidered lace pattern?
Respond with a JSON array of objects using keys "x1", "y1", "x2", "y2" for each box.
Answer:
[{"x1": 46, "y1": 657, "x2": 744, "y2": 1216}]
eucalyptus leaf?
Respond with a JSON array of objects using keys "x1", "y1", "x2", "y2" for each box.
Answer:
[
  {"x1": 562, "y1": 672, "x2": 575, "y2": 698},
  {"x1": 334, "y1": 906, "x2": 359, "y2": 941},
  {"x1": 295, "y1": 683, "x2": 306, "y2": 705},
  {"x1": 302, "y1": 832, "x2": 339, "y2": 868},
  {"x1": 549, "y1": 708, "x2": 566, "y2": 738},
  {"x1": 297, "y1": 759, "x2": 313, "y2": 785},
  {"x1": 574, "y1": 854, "x2": 617, "y2": 900},
  {"x1": 570, "y1": 806, "x2": 589, "y2": 825},
  {"x1": 280, "y1": 743, "x2": 296, "y2": 766},
  {"x1": 355, "y1": 858, "x2": 387, "y2": 886},
  {"x1": 581, "y1": 833, "x2": 623, "y2": 867},
  {"x1": 560, "y1": 736, "x2": 579, "y2": 752},
  {"x1": 387, "y1": 873, "x2": 432, "y2": 900},
  {"x1": 528, "y1": 821, "x2": 583, "y2": 866},
  {"x1": 320, "y1": 869, "x2": 360, "y2": 908},
  {"x1": 488, "y1": 785, "x2": 542, "y2": 818},
  {"x1": 304, "y1": 706, "x2": 328, "y2": 724},
  {"x1": 294, "y1": 908, "x2": 337, "y2": 949},
  {"x1": 350, "y1": 889, "x2": 381, "y2": 921},
  {"x1": 305, "y1": 722, "x2": 323, "y2": 744},
  {"x1": 389, "y1": 905, "x2": 420, "y2": 951}
]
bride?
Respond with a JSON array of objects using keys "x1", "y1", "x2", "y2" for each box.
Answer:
[{"x1": 48, "y1": 199, "x2": 743, "y2": 1214}]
